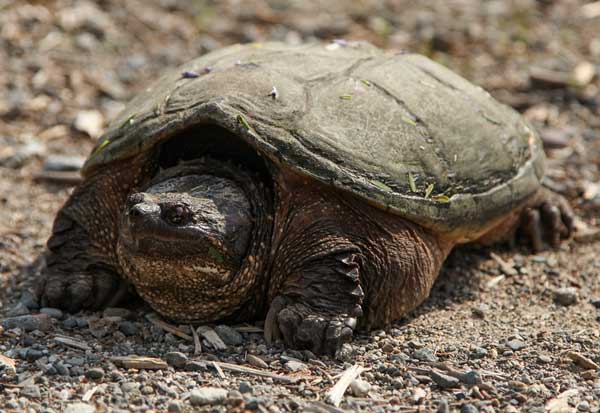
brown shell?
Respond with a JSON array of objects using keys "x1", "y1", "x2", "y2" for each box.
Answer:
[{"x1": 83, "y1": 42, "x2": 544, "y2": 236}]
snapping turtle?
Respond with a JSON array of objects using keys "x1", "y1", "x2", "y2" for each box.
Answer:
[{"x1": 38, "y1": 42, "x2": 573, "y2": 354}]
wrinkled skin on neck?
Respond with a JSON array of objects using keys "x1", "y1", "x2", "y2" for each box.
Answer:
[{"x1": 116, "y1": 160, "x2": 272, "y2": 323}]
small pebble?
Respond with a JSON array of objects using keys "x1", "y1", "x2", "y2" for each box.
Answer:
[
  {"x1": 189, "y1": 387, "x2": 228, "y2": 406},
  {"x1": 285, "y1": 360, "x2": 307, "y2": 372},
  {"x1": 118, "y1": 321, "x2": 139, "y2": 336},
  {"x1": 350, "y1": 378, "x2": 371, "y2": 396},
  {"x1": 85, "y1": 367, "x2": 104, "y2": 380},
  {"x1": 554, "y1": 288, "x2": 578, "y2": 306},
  {"x1": 121, "y1": 382, "x2": 140, "y2": 393},
  {"x1": 227, "y1": 390, "x2": 244, "y2": 405},
  {"x1": 63, "y1": 403, "x2": 96, "y2": 413},
  {"x1": 239, "y1": 381, "x2": 253, "y2": 394},
  {"x1": 413, "y1": 348, "x2": 438, "y2": 362},
  {"x1": 506, "y1": 339, "x2": 527, "y2": 351},
  {"x1": 1, "y1": 314, "x2": 52, "y2": 332},
  {"x1": 430, "y1": 371, "x2": 460, "y2": 388},
  {"x1": 8, "y1": 302, "x2": 30, "y2": 317},
  {"x1": 167, "y1": 401, "x2": 183, "y2": 412},
  {"x1": 437, "y1": 399, "x2": 450, "y2": 413},
  {"x1": 165, "y1": 351, "x2": 188, "y2": 368},
  {"x1": 20, "y1": 291, "x2": 40, "y2": 310},
  {"x1": 40, "y1": 307, "x2": 63, "y2": 319},
  {"x1": 470, "y1": 346, "x2": 488, "y2": 359},
  {"x1": 590, "y1": 298, "x2": 600, "y2": 309},
  {"x1": 21, "y1": 385, "x2": 41, "y2": 399},
  {"x1": 246, "y1": 354, "x2": 269, "y2": 369},
  {"x1": 214, "y1": 325, "x2": 243, "y2": 346},
  {"x1": 461, "y1": 403, "x2": 479, "y2": 413}
]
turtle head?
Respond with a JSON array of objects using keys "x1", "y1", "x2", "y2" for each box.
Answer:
[{"x1": 117, "y1": 173, "x2": 255, "y2": 322}]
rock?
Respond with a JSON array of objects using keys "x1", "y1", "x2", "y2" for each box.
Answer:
[
  {"x1": 20, "y1": 291, "x2": 40, "y2": 311},
  {"x1": 285, "y1": 360, "x2": 307, "y2": 372},
  {"x1": 64, "y1": 403, "x2": 96, "y2": 413},
  {"x1": 437, "y1": 399, "x2": 450, "y2": 413},
  {"x1": 63, "y1": 318, "x2": 78, "y2": 329},
  {"x1": 8, "y1": 302, "x2": 30, "y2": 317},
  {"x1": 21, "y1": 385, "x2": 41, "y2": 399},
  {"x1": 185, "y1": 360, "x2": 208, "y2": 371},
  {"x1": 118, "y1": 321, "x2": 139, "y2": 336},
  {"x1": 413, "y1": 348, "x2": 438, "y2": 362},
  {"x1": 74, "y1": 110, "x2": 104, "y2": 138},
  {"x1": 572, "y1": 61, "x2": 596, "y2": 86},
  {"x1": 460, "y1": 371, "x2": 482, "y2": 385},
  {"x1": 42, "y1": 155, "x2": 85, "y2": 172},
  {"x1": 554, "y1": 288, "x2": 578, "y2": 306},
  {"x1": 1, "y1": 314, "x2": 52, "y2": 332},
  {"x1": 85, "y1": 367, "x2": 104, "y2": 380},
  {"x1": 538, "y1": 355, "x2": 552, "y2": 364},
  {"x1": 430, "y1": 371, "x2": 460, "y2": 388},
  {"x1": 197, "y1": 326, "x2": 228, "y2": 351},
  {"x1": 121, "y1": 382, "x2": 140, "y2": 393},
  {"x1": 165, "y1": 352, "x2": 188, "y2": 368},
  {"x1": 227, "y1": 390, "x2": 244, "y2": 405},
  {"x1": 189, "y1": 387, "x2": 228, "y2": 406},
  {"x1": 506, "y1": 339, "x2": 527, "y2": 351},
  {"x1": 25, "y1": 349, "x2": 44, "y2": 361},
  {"x1": 239, "y1": 381, "x2": 253, "y2": 394},
  {"x1": 40, "y1": 307, "x2": 64, "y2": 319},
  {"x1": 470, "y1": 346, "x2": 488, "y2": 359},
  {"x1": 246, "y1": 354, "x2": 269, "y2": 369},
  {"x1": 214, "y1": 325, "x2": 243, "y2": 346},
  {"x1": 590, "y1": 298, "x2": 600, "y2": 309},
  {"x1": 461, "y1": 404, "x2": 479, "y2": 413},
  {"x1": 381, "y1": 342, "x2": 394, "y2": 353},
  {"x1": 103, "y1": 308, "x2": 134, "y2": 319},
  {"x1": 350, "y1": 379, "x2": 371, "y2": 396},
  {"x1": 167, "y1": 401, "x2": 183, "y2": 412}
]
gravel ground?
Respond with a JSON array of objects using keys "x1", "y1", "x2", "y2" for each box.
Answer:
[{"x1": 1, "y1": 1, "x2": 600, "y2": 412}]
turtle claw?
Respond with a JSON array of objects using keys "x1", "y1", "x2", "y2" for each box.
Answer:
[
  {"x1": 37, "y1": 269, "x2": 127, "y2": 312},
  {"x1": 520, "y1": 188, "x2": 574, "y2": 252},
  {"x1": 266, "y1": 298, "x2": 357, "y2": 355}
]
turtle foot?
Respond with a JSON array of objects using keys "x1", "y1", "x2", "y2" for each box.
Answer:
[
  {"x1": 519, "y1": 188, "x2": 574, "y2": 252},
  {"x1": 37, "y1": 268, "x2": 128, "y2": 312},
  {"x1": 265, "y1": 296, "x2": 358, "y2": 355}
]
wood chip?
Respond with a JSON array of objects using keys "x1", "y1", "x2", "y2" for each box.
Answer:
[
  {"x1": 490, "y1": 252, "x2": 518, "y2": 276},
  {"x1": 325, "y1": 364, "x2": 365, "y2": 407},
  {"x1": 486, "y1": 274, "x2": 505, "y2": 289},
  {"x1": 54, "y1": 335, "x2": 92, "y2": 351},
  {"x1": 110, "y1": 356, "x2": 168, "y2": 370},
  {"x1": 566, "y1": 351, "x2": 599, "y2": 370},
  {"x1": 196, "y1": 326, "x2": 227, "y2": 351},
  {"x1": 145, "y1": 313, "x2": 192, "y2": 342},
  {"x1": 190, "y1": 324, "x2": 202, "y2": 355},
  {"x1": 82, "y1": 385, "x2": 99, "y2": 402}
]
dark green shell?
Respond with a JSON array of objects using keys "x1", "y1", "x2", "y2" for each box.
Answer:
[{"x1": 84, "y1": 42, "x2": 544, "y2": 237}]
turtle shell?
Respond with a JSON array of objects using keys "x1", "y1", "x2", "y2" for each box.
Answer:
[{"x1": 84, "y1": 42, "x2": 544, "y2": 238}]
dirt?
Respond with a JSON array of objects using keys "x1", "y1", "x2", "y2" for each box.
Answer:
[{"x1": 1, "y1": 1, "x2": 599, "y2": 412}]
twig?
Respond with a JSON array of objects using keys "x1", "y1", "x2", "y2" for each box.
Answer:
[
  {"x1": 145, "y1": 313, "x2": 193, "y2": 342},
  {"x1": 210, "y1": 360, "x2": 299, "y2": 384},
  {"x1": 212, "y1": 361, "x2": 226, "y2": 379},
  {"x1": 325, "y1": 364, "x2": 365, "y2": 407}
]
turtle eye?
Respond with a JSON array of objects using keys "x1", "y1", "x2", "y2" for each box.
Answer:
[{"x1": 164, "y1": 204, "x2": 190, "y2": 226}]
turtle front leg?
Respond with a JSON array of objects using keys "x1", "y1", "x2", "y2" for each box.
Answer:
[
  {"x1": 37, "y1": 158, "x2": 150, "y2": 311},
  {"x1": 38, "y1": 210, "x2": 129, "y2": 311},
  {"x1": 265, "y1": 249, "x2": 364, "y2": 355}
]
